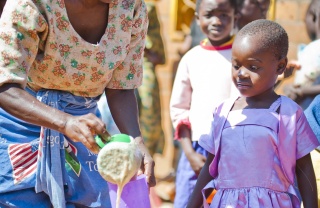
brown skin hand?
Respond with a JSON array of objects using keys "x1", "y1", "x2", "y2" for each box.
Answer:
[
  {"x1": 0, "y1": 1, "x2": 112, "y2": 154},
  {"x1": 105, "y1": 89, "x2": 156, "y2": 187},
  {"x1": 0, "y1": 83, "x2": 108, "y2": 154},
  {"x1": 0, "y1": 0, "x2": 113, "y2": 155},
  {"x1": 178, "y1": 125, "x2": 206, "y2": 176}
]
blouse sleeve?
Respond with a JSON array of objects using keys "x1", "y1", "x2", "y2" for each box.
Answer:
[
  {"x1": 169, "y1": 54, "x2": 192, "y2": 140},
  {"x1": 296, "y1": 109, "x2": 320, "y2": 159},
  {"x1": 0, "y1": 0, "x2": 48, "y2": 88},
  {"x1": 106, "y1": 0, "x2": 148, "y2": 89}
]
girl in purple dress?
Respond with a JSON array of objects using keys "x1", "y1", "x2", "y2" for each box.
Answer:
[{"x1": 187, "y1": 19, "x2": 319, "y2": 208}]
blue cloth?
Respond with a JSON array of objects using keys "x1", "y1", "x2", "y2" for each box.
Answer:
[
  {"x1": 0, "y1": 87, "x2": 112, "y2": 207},
  {"x1": 35, "y1": 90, "x2": 68, "y2": 208},
  {"x1": 0, "y1": 188, "x2": 51, "y2": 207},
  {"x1": 174, "y1": 141, "x2": 208, "y2": 208},
  {"x1": 304, "y1": 95, "x2": 320, "y2": 150}
]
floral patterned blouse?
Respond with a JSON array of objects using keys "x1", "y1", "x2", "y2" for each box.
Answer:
[{"x1": 0, "y1": 0, "x2": 148, "y2": 97}]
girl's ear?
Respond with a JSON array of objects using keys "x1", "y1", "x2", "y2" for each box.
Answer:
[{"x1": 277, "y1": 57, "x2": 288, "y2": 75}]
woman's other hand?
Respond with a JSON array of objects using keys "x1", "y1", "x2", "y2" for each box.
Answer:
[{"x1": 135, "y1": 136, "x2": 156, "y2": 187}]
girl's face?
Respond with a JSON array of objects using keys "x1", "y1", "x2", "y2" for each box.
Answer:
[
  {"x1": 196, "y1": 0, "x2": 235, "y2": 46},
  {"x1": 231, "y1": 35, "x2": 286, "y2": 98}
]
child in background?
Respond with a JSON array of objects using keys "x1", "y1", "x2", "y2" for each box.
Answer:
[
  {"x1": 235, "y1": 0, "x2": 270, "y2": 31},
  {"x1": 187, "y1": 19, "x2": 319, "y2": 208},
  {"x1": 283, "y1": 0, "x2": 320, "y2": 110},
  {"x1": 169, "y1": 0, "x2": 240, "y2": 207}
]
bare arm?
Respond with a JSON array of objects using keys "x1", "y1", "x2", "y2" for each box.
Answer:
[
  {"x1": 105, "y1": 89, "x2": 140, "y2": 137},
  {"x1": 0, "y1": 83, "x2": 107, "y2": 153},
  {"x1": 186, "y1": 152, "x2": 214, "y2": 208},
  {"x1": 105, "y1": 88, "x2": 156, "y2": 187},
  {"x1": 283, "y1": 84, "x2": 320, "y2": 102},
  {"x1": 0, "y1": 84, "x2": 67, "y2": 132},
  {"x1": 300, "y1": 85, "x2": 320, "y2": 97},
  {"x1": 296, "y1": 153, "x2": 318, "y2": 208},
  {"x1": 179, "y1": 125, "x2": 207, "y2": 176}
]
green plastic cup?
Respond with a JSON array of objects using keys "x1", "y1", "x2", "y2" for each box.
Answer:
[{"x1": 95, "y1": 133, "x2": 131, "y2": 149}]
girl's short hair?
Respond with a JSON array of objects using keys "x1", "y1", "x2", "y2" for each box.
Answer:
[{"x1": 237, "y1": 19, "x2": 288, "y2": 60}]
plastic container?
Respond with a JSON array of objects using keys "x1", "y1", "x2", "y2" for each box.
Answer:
[
  {"x1": 96, "y1": 134, "x2": 150, "y2": 208},
  {"x1": 95, "y1": 133, "x2": 131, "y2": 149},
  {"x1": 108, "y1": 174, "x2": 151, "y2": 208}
]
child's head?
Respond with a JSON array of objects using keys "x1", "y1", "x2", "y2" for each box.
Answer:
[
  {"x1": 237, "y1": 0, "x2": 270, "y2": 30},
  {"x1": 305, "y1": 0, "x2": 320, "y2": 40},
  {"x1": 195, "y1": 0, "x2": 239, "y2": 46},
  {"x1": 231, "y1": 19, "x2": 288, "y2": 98}
]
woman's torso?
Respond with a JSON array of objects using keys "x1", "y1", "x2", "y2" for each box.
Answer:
[{"x1": 26, "y1": 0, "x2": 138, "y2": 96}]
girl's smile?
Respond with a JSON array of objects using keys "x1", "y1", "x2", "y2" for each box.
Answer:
[{"x1": 196, "y1": 0, "x2": 236, "y2": 46}]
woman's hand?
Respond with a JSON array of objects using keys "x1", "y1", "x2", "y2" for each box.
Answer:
[
  {"x1": 105, "y1": 89, "x2": 156, "y2": 187},
  {"x1": 135, "y1": 136, "x2": 156, "y2": 187},
  {"x1": 0, "y1": 84, "x2": 111, "y2": 154},
  {"x1": 62, "y1": 113, "x2": 110, "y2": 154}
]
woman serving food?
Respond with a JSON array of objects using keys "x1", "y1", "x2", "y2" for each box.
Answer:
[{"x1": 0, "y1": 0, "x2": 155, "y2": 207}]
